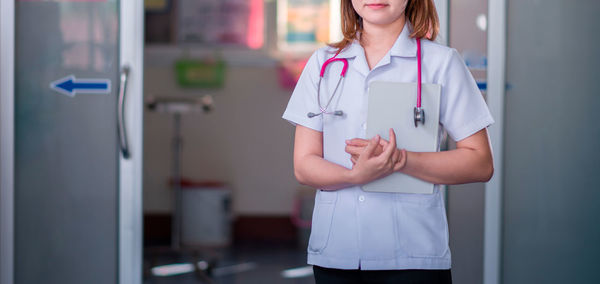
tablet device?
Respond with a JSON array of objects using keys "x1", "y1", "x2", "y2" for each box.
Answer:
[{"x1": 361, "y1": 81, "x2": 441, "y2": 194}]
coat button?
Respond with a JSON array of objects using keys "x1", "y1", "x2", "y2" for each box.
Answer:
[{"x1": 358, "y1": 195, "x2": 365, "y2": 202}]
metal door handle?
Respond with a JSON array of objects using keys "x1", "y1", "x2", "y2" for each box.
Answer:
[{"x1": 118, "y1": 66, "x2": 131, "y2": 159}]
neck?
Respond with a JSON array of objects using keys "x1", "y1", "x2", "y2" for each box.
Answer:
[{"x1": 361, "y1": 16, "x2": 406, "y2": 51}]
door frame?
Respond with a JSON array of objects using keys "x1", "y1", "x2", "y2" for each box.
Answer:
[
  {"x1": 1, "y1": 0, "x2": 16, "y2": 283},
  {"x1": 119, "y1": 0, "x2": 144, "y2": 283},
  {"x1": 0, "y1": 1, "x2": 144, "y2": 283},
  {"x1": 484, "y1": 0, "x2": 506, "y2": 283}
]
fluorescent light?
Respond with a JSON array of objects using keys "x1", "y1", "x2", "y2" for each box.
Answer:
[
  {"x1": 281, "y1": 265, "x2": 314, "y2": 278},
  {"x1": 476, "y1": 14, "x2": 488, "y2": 31},
  {"x1": 151, "y1": 261, "x2": 258, "y2": 277},
  {"x1": 151, "y1": 263, "x2": 195, "y2": 277}
]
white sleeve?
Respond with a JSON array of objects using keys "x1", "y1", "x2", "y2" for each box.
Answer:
[
  {"x1": 282, "y1": 51, "x2": 323, "y2": 132},
  {"x1": 439, "y1": 48, "x2": 495, "y2": 141}
]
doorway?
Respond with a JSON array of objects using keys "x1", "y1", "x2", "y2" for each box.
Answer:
[{"x1": 0, "y1": 1, "x2": 143, "y2": 283}]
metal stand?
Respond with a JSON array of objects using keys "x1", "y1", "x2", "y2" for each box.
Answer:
[
  {"x1": 145, "y1": 96, "x2": 257, "y2": 281},
  {"x1": 171, "y1": 113, "x2": 183, "y2": 250},
  {"x1": 147, "y1": 96, "x2": 214, "y2": 250},
  {"x1": 145, "y1": 96, "x2": 218, "y2": 282}
]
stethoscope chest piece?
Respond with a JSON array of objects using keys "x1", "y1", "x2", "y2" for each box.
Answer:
[
  {"x1": 414, "y1": 107, "x2": 425, "y2": 127},
  {"x1": 308, "y1": 110, "x2": 343, "y2": 118}
]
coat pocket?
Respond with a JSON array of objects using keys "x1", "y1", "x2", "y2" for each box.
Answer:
[
  {"x1": 307, "y1": 190, "x2": 338, "y2": 253},
  {"x1": 395, "y1": 194, "x2": 449, "y2": 258}
]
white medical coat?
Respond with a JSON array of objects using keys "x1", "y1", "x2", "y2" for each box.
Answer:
[{"x1": 282, "y1": 23, "x2": 494, "y2": 270}]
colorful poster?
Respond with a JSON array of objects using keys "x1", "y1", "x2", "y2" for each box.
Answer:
[
  {"x1": 286, "y1": 0, "x2": 329, "y2": 43},
  {"x1": 278, "y1": 0, "x2": 331, "y2": 51},
  {"x1": 178, "y1": 0, "x2": 264, "y2": 49},
  {"x1": 18, "y1": 0, "x2": 109, "y2": 2}
]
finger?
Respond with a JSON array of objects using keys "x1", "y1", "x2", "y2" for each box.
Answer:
[
  {"x1": 381, "y1": 130, "x2": 396, "y2": 157},
  {"x1": 379, "y1": 138, "x2": 389, "y2": 148},
  {"x1": 393, "y1": 150, "x2": 403, "y2": 168},
  {"x1": 391, "y1": 149, "x2": 401, "y2": 165},
  {"x1": 351, "y1": 156, "x2": 357, "y2": 165},
  {"x1": 346, "y1": 138, "x2": 369, "y2": 147},
  {"x1": 388, "y1": 128, "x2": 397, "y2": 150},
  {"x1": 363, "y1": 135, "x2": 380, "y2": 158},
  {"x1": 376, "y1": 140, "x2": 387, "y2": 156},
  {"x1": 375, "y1": 144, "x2": 384, "y2": 156},
  {"x1": 377, "y1": 130, "x2": 394, "y2": 149},
  {"x1": 345, "y1": 145, "x2": 363, "y2": 155},
  {"x1": 393, "y1": 149, "x2": 407, "y2": 171}
]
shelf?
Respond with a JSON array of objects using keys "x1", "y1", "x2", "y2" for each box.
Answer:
[{"x1": 144, "y1": 44, "x2": 279, "y2": 68}]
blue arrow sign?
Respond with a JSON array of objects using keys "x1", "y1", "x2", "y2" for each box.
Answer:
[
  {"x1": 477, "y1": 81, "x2": 487, "y2": 91},
  {"x1": 50, "y1": 75, "x2": 111, "y2": 97}
]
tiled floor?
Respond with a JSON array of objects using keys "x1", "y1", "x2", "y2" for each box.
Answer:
[{"x1": 143, "y1": 243, "x2": 315, "y2": 284}]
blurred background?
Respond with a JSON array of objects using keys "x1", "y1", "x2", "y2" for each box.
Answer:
[{"x1": 1, "y1": 0, "x2": 599, "y2": 284}]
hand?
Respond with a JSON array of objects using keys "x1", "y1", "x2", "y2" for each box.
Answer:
[
  {"x1": 345, "y1": 131, "x2": 407, "y2": 171},
  {"x1": 347, "y1": 129, "x2": 407, "y2": 184},
  {"x1": 345, "y1": 138, "x2": 383, "y2": 162}
]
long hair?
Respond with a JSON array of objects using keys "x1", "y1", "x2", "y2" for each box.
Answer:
[{"x1": 329, "y1": 0, "x2": 439, "y2": 53}]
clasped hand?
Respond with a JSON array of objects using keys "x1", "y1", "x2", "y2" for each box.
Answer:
[{"x1": 345, "y1": 128, "x2": 407, "y2": 185}]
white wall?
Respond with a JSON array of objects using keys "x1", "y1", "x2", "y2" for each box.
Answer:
[{"x1": 143, "y1": 55, "x2": 300, "y2": 216}]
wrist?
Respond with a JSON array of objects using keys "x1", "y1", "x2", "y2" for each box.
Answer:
[
  {"x1": 345, "y1": 168, "x2": 361, "y2": 185},
  {"x1": 397, "y1": 150, "x2": 410, "y2": 173}
]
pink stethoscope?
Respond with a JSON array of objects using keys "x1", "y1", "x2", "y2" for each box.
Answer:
[{"x1": 308, "y1": 38, "x2": 425, "y2": 127}]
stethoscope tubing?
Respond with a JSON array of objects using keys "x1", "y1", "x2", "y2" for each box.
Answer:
[
  {"x1": 414, "y1": 38, "x2": 425, "y2": 127},
  {"x1": 315, "y1": 74, "x2": 344, "y2": 115},
  {"x1": 309, "y1": 38, "x2": 425, "y2": 127},
  {"x1": 308, "y1": 55, "x2": 348, "y2": 118},
  {"x1": 416, "y1": 37, "x2": 422, "y2": 108}
]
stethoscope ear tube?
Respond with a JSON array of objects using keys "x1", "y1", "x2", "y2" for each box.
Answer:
[
  {"x1": 308, "y1": 55, "x2": 349, "y2": 119},
  {"x1": 320, "y1": 57, "x2": 349, "y2": 77}
]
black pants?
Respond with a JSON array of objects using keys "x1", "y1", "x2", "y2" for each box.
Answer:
[{"x1": 313, "y1": 265, "x2": 452, "y2": 284}]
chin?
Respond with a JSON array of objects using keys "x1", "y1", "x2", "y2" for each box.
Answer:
[
  {"x1": 364, "y1": 16, "x2": 402, "y2": 26},
  {"x1": 360, "y1": 10, "x2": 405, "y2": 26}
]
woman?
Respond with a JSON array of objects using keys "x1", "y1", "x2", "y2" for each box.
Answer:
[{"x1": 282, "y1": 0, "x2": 494, "y2": 283}]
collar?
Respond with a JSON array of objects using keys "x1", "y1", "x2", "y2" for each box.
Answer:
[
  {"x1": 329, "y1": 40, "x2": 361, "y2": 59},
  {"x1": 389, "y1": 22, "x2": 417, "y2": 58},
  {"x1": 332, "y1": 21, "x2": 417, "y2": 59}
]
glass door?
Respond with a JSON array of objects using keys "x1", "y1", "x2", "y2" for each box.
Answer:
[{"x1": 2, "y1": 0, "x2": 143, "y2": 283}]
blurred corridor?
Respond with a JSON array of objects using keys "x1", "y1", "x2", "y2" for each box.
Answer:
[{"x1": 1, "y1": 0, "x2": 599, "y2": 283}]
